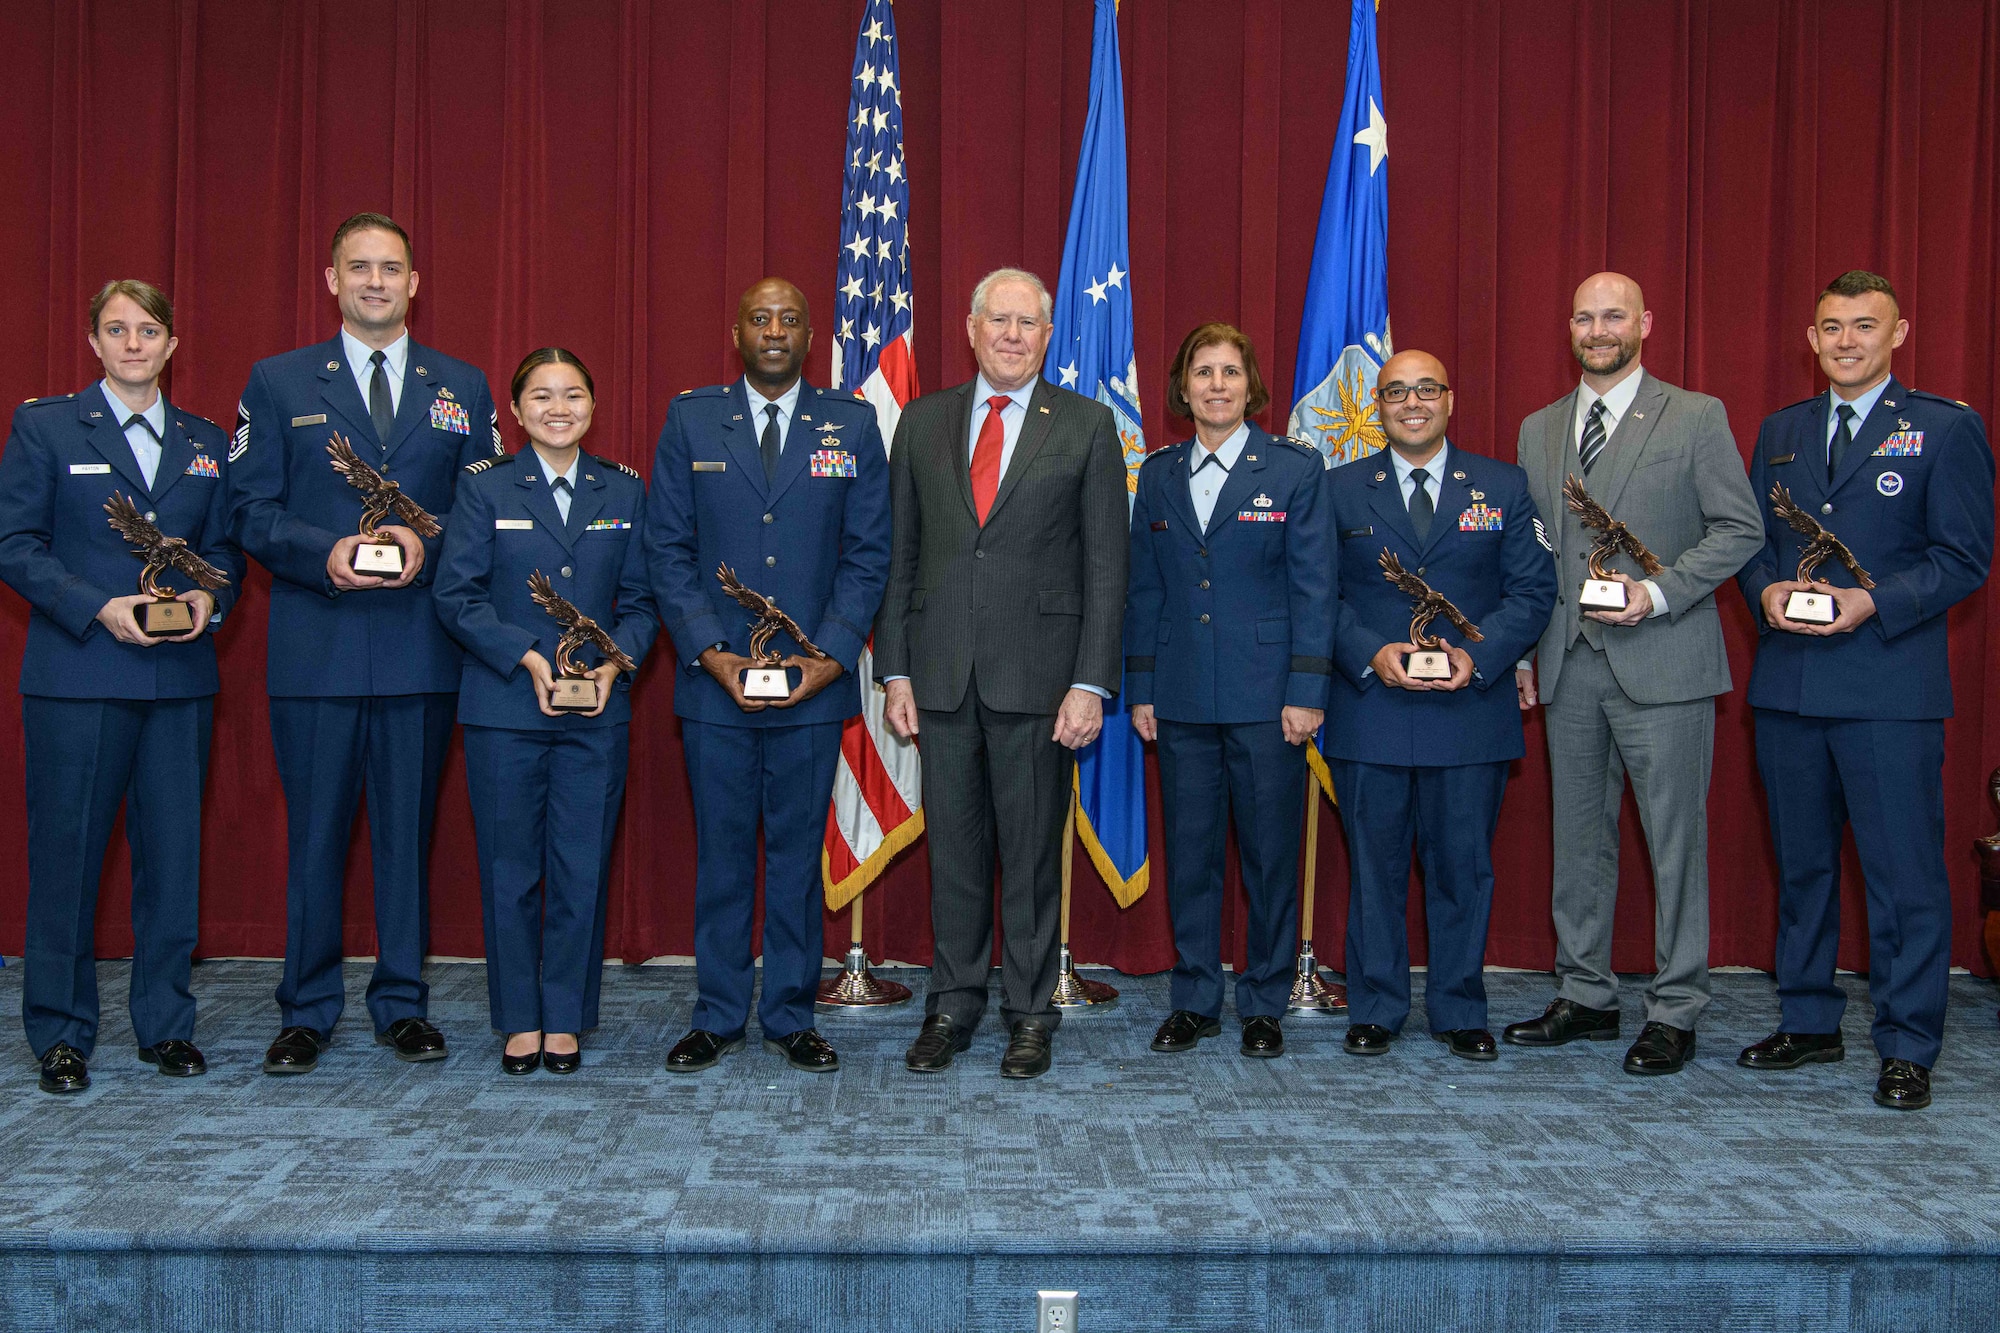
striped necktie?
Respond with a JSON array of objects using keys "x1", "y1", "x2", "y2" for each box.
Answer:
[{"x1": 1579, "y1": 399, "x2": 1609, "y2": 474}]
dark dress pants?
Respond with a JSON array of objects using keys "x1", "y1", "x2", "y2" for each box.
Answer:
[
  {"x1": 1156, "y1": 718, "x2": 1305, "y2": 1020},
  {"x1": 681, "y1": 718, "x2": 844, "y2": 1040},
  {"x1": 1754, "y1": 709, "x2": 1952, "y2": 1067},
  {"x1": 463, "y1": 723, "x2": 629, "y2": 1036},
  {"x1": 21, "y1": 696, "x2": 211, "y2": 1058},
  {"x1": 1326, "y1": 757, "x2": 1508, "y2": 1034},
  {"x1": 269, "y1": 694, "x2": 456, "y2": 1035},
  {"x1": 918, "y1": 686, "x2": 1069, "y2": 1033}
]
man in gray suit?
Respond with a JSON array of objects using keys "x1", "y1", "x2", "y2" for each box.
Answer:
[
  {"x1": 1503, "y1": 272, "x2": 1762, "y2": 1075},
  {"x1": 877, "y1": 268, "x2": 1129, "y2": 1080}
]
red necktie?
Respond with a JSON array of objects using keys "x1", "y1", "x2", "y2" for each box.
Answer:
[{"x1": 970, "y1": 395, "x2": 1009, "y2": 524}]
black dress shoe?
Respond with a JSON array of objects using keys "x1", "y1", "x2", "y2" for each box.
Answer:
[
  {"x1": 137, "y1": 1039, "x2": 207, "y2": 1077},
  {"x1": 905, "y1": 1014, "x2": 971, "y2": 1073},
  {"x1": 1502, "y1": 997, "x2": 1620, "y2": 1047},
  {"x1": 1874, "y1": 1058, "x2": 1931, "y2": 1111},
  {"x1": 501, "y1": 1047, "x2": 542, "y2": 1076},
  {"x1": 766, "y1": 1028, "x2": 839, "y2": 1072},
  {"x1": 376, "y1": 1017, "x2": 447, "y2": 1062},
  {"x1": 1151, "y1": 1010, "x2": 1221, "y2": 1053},
  {"x1": 262, "y1": 1026, "x2": 327, "y2": 1076},
  {"x1": 1000, "y1": 1018, "x2": 1054, "y2": 1079},
  {"x1": 1344, "y1": 1023, "x2": 1395, "y2": 1056},
  {"x1": 1738, "y1": 1030, "x2": 1844, "y2": 1070},
  {"x1": 38, "y1": 1043, "x2": 89, "y2": 1095},
  {"x1": 1622, "y1": 1021, "x2": 1695, "y2": 1075},
  {"x1": 1434, "y1": 1028, "x2": 1499, "y2": 1062},
  {"x1": 1240, "y1": 1015, "x2": 1284, "y2": 1058},
  {"x1": 542, "y1": 1044, "x2": 581, "y2": 1076},
  {"x1": 665, "y1": 1029, "x2": 743, "y2": 1072}
]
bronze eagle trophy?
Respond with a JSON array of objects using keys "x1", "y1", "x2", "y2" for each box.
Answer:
[
  {"x1": 527, "y1": 570, "x2": 637, "y2": 711},
  {"x1": 103, "y1": 491, "x2": 231, "y2": 636},
  {"x1": 326, "y1": 433, "x2": 442, "y2": 576},
  {"x1": 1378, "y1": 549, "x2": 1482, "y2": 680},
  {"x1": 1562, "y1": 473, "x2": 1664, "y2": 611},
  {"x1": 715, "y1": 561, "x2": 829, "y2": 700},
  {"x1": 1769, "y1": 482, "x2": 1874, "y2": 624}
]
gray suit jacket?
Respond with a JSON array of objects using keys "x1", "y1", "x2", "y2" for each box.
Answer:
[
  {"x1": 873, "y1": 376, "x2": 1129, "y2": 715},
  {"x1": 1517, "y1": 370, "x2": 1763, "y2": 705}
]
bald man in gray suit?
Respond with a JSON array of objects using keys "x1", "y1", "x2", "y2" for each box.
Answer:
[{"x1": 1504, "y1": 272, "x2": 1762, "y2": 1076}]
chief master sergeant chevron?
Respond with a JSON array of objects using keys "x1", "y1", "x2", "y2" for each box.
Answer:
[
  {"x1": 227, "y1": 211, "x2": 502, "y2": 1077},
  {"x1": 1735, "y1": 269, "x2": 1994, "y2": 1112}
]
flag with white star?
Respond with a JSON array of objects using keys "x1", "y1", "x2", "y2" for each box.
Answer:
[
  {"x1": 1288, "y1": 0, "x2": 1392, "y2": 474},
  {"x1": 823, "y1": 0, "x2": 923, "y2": 910},
  {"x1": 1045, "y1": 0, "x2": 1148, "y2": 910}
]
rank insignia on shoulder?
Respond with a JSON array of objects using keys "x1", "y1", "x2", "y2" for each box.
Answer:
[
  {"x1": 1458, "y1": 503, "x2": 1503, "y2": 532},
  {"x1": 1252, "y1": 493, "x2": 1273, "y2": 508},
  {"x1": 1873, "y1": 429, "x2": 1923, "y2": 456},
  {"x1": 464, "y1": 457, "x2": 499, "y2": 474},
  {"x1": 184, "y1": 454, "x2": 219, "y2": 478},
  {"x1": 609, "y1": 460, "x2": 641, "y2": 479},
  {"x1": 1533, "y1": 517, "x2": 1554, "y2": 552},
  {"x1": 679, "y1": 388, "x2": 693, "y2": 396}
]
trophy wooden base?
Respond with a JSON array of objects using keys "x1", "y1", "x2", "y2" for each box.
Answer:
[
  {"x1": 550, "y1": 678, "x2": 599, "y2": 711},
  {"x1": 352, "y1": 540, "x2": 405, "y2": 576},
  {"x1": 1784, "y1": 589, "x2": 1837, "y2": 624},
  {"x1": 140, "y1": 598, "x2": 194, "y2": 637},
  {"x1": 1405, "y1": 649, "x2": 1451, "y2": 681},
  {"x1": 1579, "y1": 579, "x2": 1627, "y2": 611},
  {"x1": 743, "y1": 666, "x2": 791, "y2": 700}
]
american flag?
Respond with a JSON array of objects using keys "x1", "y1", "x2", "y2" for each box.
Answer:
[{"x1": 823, "y1": 0, "x2": 923, "y2": 910}]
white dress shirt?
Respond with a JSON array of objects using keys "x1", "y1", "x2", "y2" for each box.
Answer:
[
  {"x1": 1188, "y1": 423, "x2": 1249, "y2": 529},
  {"x1": 341, "y1": 328, "x2": 408, "y2": 416},
  {"x1": 101, "y1": 380, "x2": 166, "y2": 490},
  {"x1": 745, "y1": 376, "x2": 804, "y2": 455}
]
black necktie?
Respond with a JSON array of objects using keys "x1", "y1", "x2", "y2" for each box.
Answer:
[
  {"x1": 1830, "y1": 403, "x2": 1856, "y2": 482},
  {"x1": 124, "y1": 414, "x2": 161, "y2": 443},
  {"x1": 1408, "y1": 466, "x2": 1434, "y2": 542},
  {"x1": 368, "y1": 349, "x2": 395, "y2": 446},
  {"x1": 1579, "y1": 399, "x2": 1608, "y2": 474},
  {"x1": 760, "y1": 404, "x2": 781, "y2": 483},
  {"x1": 552, "y1": 475, "x2": 573, "y2": 520},
  {"x1": 1193, "y1": 451, "x2": 1227, "y2": 475}
]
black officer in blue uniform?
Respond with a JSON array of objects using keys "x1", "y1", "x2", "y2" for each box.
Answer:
[
  {"x1": 434, "y1": 348, "x2": 657, "y2": 1076},
  {"x1": 0, "y1": 280, "x2": 244, "y2": 1093},
  {"x1": 227, "y1": 212, "x2": 502, "y2": 1075},
  {"x1": 1124, "y1": 324, "x2": 1331, "y2": 1060},
  {"x1": 1735, "y1": 270, "x2": 1994, "y2": 1111},
  {"x1": 646, "y1": 277, "x2": 892, "y2": 1075},
  {"x1": 1323, "y1": 349, "x2": 1557, "y2": 1062}
]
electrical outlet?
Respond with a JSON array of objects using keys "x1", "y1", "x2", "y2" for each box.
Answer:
[{"x1": 1038, "y1": 1290, "x2": 1079, "y2": 1333}]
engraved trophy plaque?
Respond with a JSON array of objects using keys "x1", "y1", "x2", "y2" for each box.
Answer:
[
  {"x1": 528, "y1": 571, "x2": 638, "y2": 711},
  {"x1": 1378, "y1": 549, "x2": 1483, "y2": 681},
  {"x1": 1562, "y1": 474, "x2": 1666, "y2": 613},
  {"x1": 715, "y1": 561, "x2": 830, "y2": 701},
  {"x1": 103, "y1": 491, "x2": 231, "y2": 636},
  {"x1": 327, "y1": 434, "x2": 441, "y2": 577},
  {"x1": 1769, "y1": 483, "x2": 1875, "y2": 625}
]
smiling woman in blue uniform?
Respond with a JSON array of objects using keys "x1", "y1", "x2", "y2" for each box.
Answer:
[
  {"x1": 0, "y1": 280, "x2": 244, "y2": 1094},
  {"x1": 1124, "y1": 323, "x2": 1331, "y2": 1060},
  {"x1": 433, "y1": 349, "x2": 658, "y2": 1075}
]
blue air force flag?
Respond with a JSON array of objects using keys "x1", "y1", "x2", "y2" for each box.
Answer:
[
  {"x1": 1046, "y1": 0, "x2": 1147, "y2": 909},
  {"x1": 1288, "y1": 0, "x2": 1392, "y2": 469}
]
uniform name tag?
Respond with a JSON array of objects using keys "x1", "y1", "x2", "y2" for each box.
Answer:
[
  {"x1": 1874, "y1": 430, "x2": 1924, "y2": 456},
  {"x1": 585, "y1": 518, "x2": 631, "y2": 532},
  {"x1": 1458, "y1": 503, "x2": 1504, "y2": 531},
  {"x1": 810, "y1": 448, "x2": 858, "y2": 478},
  {"x1": 1768, "y1": 453, "x2": 1795, "y2": 465},
  {"x1": 185, "y1": 454, "x2": 219, "y2": 477},
  {"x1": 1341, "y1": 525, "x2": 1374, "y2": 539},
  {"x1": 693, "y1": 460, "x2": 727, "y2": 472},
  {"x1": 495, "y1": 518, "x2": 534, "y2": 530},
  {"x1": 1236, "y1": 510, "x2": 1286, "y2": 523},
  {"x1": 69, "y1": 463, "x2": 112, "y2": 474},
  {"x1": 1149, "y1": 519, "x2": 1169, "y2": 532},
  {"x1": 291, "y1": 413, "x2": 327, "y2": 428},
  {"x1": 430, "y1": 398, "x2": 471, "y2": 435}
]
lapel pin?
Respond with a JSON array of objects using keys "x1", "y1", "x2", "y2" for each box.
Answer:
[
  {"x1": 731, "y1": 414, "x2": 743, "y2": 421},
  {"x1": 89, "y1": 411, "x2": 103, "y2": 419},
  {"x1": 327, "y1": 361, "x2": 340, "y2": 371},
  {"x1": 1374, "y1": 470, "x2": 1387, "y2": 482},
  {"x1": 800, "y1": 413, "x2": 812, "y2": 421},
  {"x1": 584, "y1": 474, "x2": 595, "y2": 482},
  {"x1": 1452, "y1": 469, "x2": 1466, "y2": 480},
  {"x1": 1038, "y1": 406, "x2": 1051, "y2": 415},
  {"x1": 525, "y1": 474, "x2": 537, "y2": 482},
  {"x1": 1245, "y1": 453, "x2": 1258, "y2": 461},
  {"x1": 818, "y1": 420, "x2": 841, "y2": 433},
  {"x1": 415, "y1": 366, "x2": 428, "y2": 377},
  {"x1": 1883, "y1": 399, "x2": 1897, "y2": 409},
  {"x1": 437, "y1": 386, "x2": 455, "y2": 401},
  {"x1": 1469, "y1": 488, "x2": 1485, "y2": 500}
]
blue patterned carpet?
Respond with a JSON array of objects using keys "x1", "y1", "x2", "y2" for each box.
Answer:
[{"x1": 2, "y1": 960, "x2": 1997, "y2": 1331}]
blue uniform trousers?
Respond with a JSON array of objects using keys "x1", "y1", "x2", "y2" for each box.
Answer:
[
  {"x1": 21, "y1": 696, "x2": 211, "y2": 1058},
  {"x1": 1326, "y1": 758, "x2": 1508, "y2": 1034},
  {"x1": 463, "y1": 724, "x2": 628, "y2": 1035},
  {"x1": 1156, "y1": 719, "x2": 1304, "y2": 1020},
  {"x1": 682, "y1": 718, "x2": 843, "y2": 1039},
  {"x1": 270, "y1": 694, "x2": 456, "y2": 1035},
  {"x1": 1753, "y1": 709, "x2": 1951, "y2": 1066}
]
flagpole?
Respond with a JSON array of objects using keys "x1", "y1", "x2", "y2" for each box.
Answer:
[
  {"x1": 1051, "y1": 781, "x2": 1117, "y2": 1007},
  {"x1": 817, "y1": 885, "x2": 912, "y2": 1009},
  {"x1": 1286, "y1": 776, "x2": 1347, "y2": 1016}
]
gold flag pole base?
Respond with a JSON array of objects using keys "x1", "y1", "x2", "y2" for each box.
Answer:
[
  {"x1": 816, "y1": 891, "x2": 912, "y2": 1009},
  {"x1": 1286, "y1": 767, "x2": 1346, "y2": 1015},
  {"x1": 1049, "y1": 784, "x2": 1118, "y2": 1008}
]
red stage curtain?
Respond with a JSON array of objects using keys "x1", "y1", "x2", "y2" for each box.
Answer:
[{"x1": 1, "y1": 1, "x2": 1994, "y2": 978}]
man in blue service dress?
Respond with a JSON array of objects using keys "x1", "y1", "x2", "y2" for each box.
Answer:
[
  {"x1": 647, "y1": 277, "x2": 892, "y2": 1075},
  {"x1": 1735, "y1": 270, "x2": 1994, "y2": 1111},
  {"x1": 229, "y1": 212, "x2": 502, "y2": 1075},
  {"x1": 0, "y1": 280, "x2": 244, "y2": 1094},
  {"x1": 1323, "y1": 350, "x2": 1556, "y2": 1061},
  {"x1": 1124, "y1": 322, "x2": 1331, "y2": 1060}
]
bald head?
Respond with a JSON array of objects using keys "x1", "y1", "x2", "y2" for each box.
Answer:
[
  {"x1": 1375, "y1": 350, "x2": 1454, "y2": 458},
  {"x1": 735, "y1": 277, "x2": 813, "y2": 394},
  {"x1": 1570, "y1": 272, "x2": 1651, "y2": 386}
]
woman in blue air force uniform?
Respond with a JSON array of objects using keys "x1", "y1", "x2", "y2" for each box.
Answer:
[{"x1": 433, "y1": 348, "x2": 658, "y2": 1075}]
